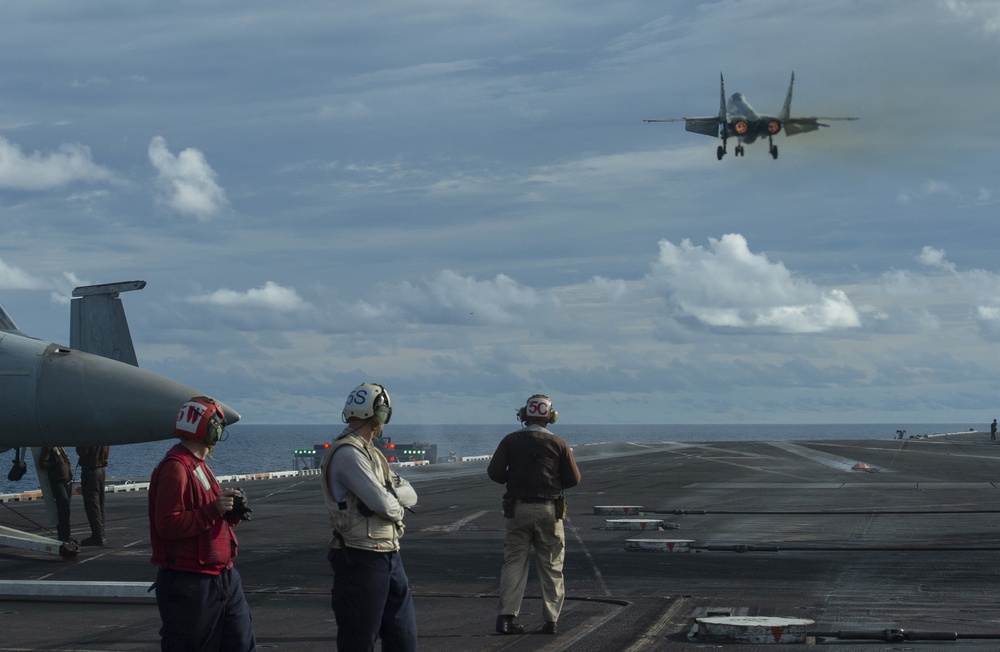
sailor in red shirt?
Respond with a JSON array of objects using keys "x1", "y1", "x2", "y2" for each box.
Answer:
[{"x1": 149, "y1": 397, "x2": 257, "y2": 652}]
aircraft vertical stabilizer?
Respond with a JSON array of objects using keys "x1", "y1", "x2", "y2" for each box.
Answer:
[
  {"x1": 718, "y1": 73, "x2": 727, "y2": 123},
  {"x1": 69, "y1": 281, "x2": 145, "y2": 366},
  {"x1": 779, "y1": 72, "x2": 795, "y2": 121}
]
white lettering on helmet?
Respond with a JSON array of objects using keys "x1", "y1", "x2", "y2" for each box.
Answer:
[{"x1": 176, "y1": 402, "x2": 204, "y2": 435}]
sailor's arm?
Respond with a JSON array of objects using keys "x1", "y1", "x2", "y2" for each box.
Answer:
[{"x1": 334, "y1": 448, "x2": 405, "y2": 521}]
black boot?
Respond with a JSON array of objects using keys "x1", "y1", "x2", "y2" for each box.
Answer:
[{"x1": 495, "y1": 615, "x2": 524, "y2": 634}]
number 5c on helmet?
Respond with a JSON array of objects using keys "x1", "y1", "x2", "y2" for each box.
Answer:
[{"x1": 517, "y1": 394, "x2": 558, "y2": 425}]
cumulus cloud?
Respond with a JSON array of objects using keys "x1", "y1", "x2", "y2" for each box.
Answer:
[
  {"x1": 188, "y1": 281, "x2": 306, "y2": 311},
  {"x1": 917, "y1": 249, "x2": 1000, "y2": 339},
  {"x1": 588, "y1": 276, "x2": 628, "y2": 301},
  {"x1": 358, "y1": 270, "x2": 546, "y2": 326},
  {"x1": 917, "y1": 245, "x2": 958, "y2": 272},
  {"x1": 0, "y1": 136, "x2": 113, "y2": 190},
  {"x1": 647, "y1": 233, "x2": 861, "y2": 333},
  {"x1": 148, "y1": 136, "x2": 228, "y2": 219},
  {"x1": 0, "y1": 257, "x2": 46, "y2": 290}
]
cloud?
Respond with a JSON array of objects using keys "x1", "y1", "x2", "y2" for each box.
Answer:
[
  {"x1": 0, "y1": 257, "x2": 47, "y2": 290},
  {"x1": 944, "y1": 0, "x2": 1000, "y2": 35},
  {"x1": 318, "y1": 99, "x2": 369, "y2": 120},
  {"x1": 0, "y1": 136, "x2": 113, "y2": 190},
  {"x1": 188, "y1": 281, "x2": 306, "y2": 311},
  {"x1": 358, "y1": 270, "x2": 547, "y2": 326},
  {"x1": 647, "y1": 234, "x2": 861, "y2": 333},
  {"x1": 917, "y1": 246, "x2": 957, "y2": 272},
  {"x1": 148, "y1": 136, "x2": 228, "y2": 219}
]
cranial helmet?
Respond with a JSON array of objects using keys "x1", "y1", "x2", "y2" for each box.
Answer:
[
  {"x1": 175, "y1": 397, "x2": 226, "y2": 446},
  {"x1": 517, "y1": 394, "x2": 558, "y2": 425},
  {"x1": 343, "y1": 383, "x2": 392, "y2": 425}
]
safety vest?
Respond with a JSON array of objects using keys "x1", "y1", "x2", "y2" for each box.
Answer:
[
  {"x1": 320, "y1": 432, "x2": 403, "y2": 552},
  {"x1": 149, "y1": 444, "x2": 236, "y2": 574}
]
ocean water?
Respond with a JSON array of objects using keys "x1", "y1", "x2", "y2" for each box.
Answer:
[{"x1": 0, "y1": 422, "x2": 980, "y2": 495}]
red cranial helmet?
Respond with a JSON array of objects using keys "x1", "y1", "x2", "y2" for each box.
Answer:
[{"x1": 174, "y1": 397, "x2": 226, "y2": 445}]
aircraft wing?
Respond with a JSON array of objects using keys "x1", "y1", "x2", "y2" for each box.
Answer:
[
  {"x1": 643, "y1": 116, "x2": 720, "y2": 138},
  {"x1": 783, "y1": 116, "x2": 858, "y2": 136}
]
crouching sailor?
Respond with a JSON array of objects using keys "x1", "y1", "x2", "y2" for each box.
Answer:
[{"x1": 322, "y1": 383, "x2": 418, "y2": 651}]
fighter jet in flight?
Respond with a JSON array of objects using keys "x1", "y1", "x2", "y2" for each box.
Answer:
[{"x1": 644, "y1": 73, "x2": 858, "y2": 160}]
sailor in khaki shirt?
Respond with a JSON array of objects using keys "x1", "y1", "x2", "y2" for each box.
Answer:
[{"x1": 488, "y1": 394, "x2": 581, "y2": 635}]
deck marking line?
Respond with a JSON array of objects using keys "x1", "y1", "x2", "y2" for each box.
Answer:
[
  {"x1": 623, "y1": 597, "x2": 689, "y2": 652},
  {"x1": 566, "y1": 517, "x2": 610, "y2": 597}
]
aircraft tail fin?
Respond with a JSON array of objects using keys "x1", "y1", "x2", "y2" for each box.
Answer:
[
  {"x1": 779, "y1": 71, "x2": 795, "y2": 121},
  {"x1": 718, "y1": 72, "x2": 727, "y2": 122},
  {"x1": 70, "y1": 281, "x2": 146, "y2": 366}
]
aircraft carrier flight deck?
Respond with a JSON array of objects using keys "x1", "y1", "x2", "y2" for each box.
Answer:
[{"x1": 3, "y1": 431, "x2": 1000, "y2": 650}]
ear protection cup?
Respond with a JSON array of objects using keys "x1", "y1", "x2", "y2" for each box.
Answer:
[{"x1": 373, "y1": 391, "x2": 392, "y2": 424}]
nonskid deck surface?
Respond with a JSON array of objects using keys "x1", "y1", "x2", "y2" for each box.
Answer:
[{"x1": 3, "y1": 433, "x2": 1000, "y2": 650}]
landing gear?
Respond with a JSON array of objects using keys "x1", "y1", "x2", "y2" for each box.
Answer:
[
  {"x1": 716, "y1": 145, "x2": 725, "y2": 161},
  {"x1": 735, "y1": 145, "x2": 745, "y2": 157},
  {"x1": 8, "y1": 448, "x2": 26, "y2": 481},
  {"x1": 768, "y1": 135, "x2": 778, "y2": 159}
]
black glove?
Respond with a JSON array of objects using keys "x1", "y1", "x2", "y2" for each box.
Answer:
[{"x1": 231, "y1": 488, "x2": 253, "y2": 521}]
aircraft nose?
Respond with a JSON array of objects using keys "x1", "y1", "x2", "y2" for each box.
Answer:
[
  {"x1": 32, "y1": 345, "x2": 240, "y2": 447},
  {"x1": 218, "y1": 401, "x2": 241, "y2": 427}
]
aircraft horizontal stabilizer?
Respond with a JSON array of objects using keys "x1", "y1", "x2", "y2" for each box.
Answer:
[
  {"x1": 682, "y1": 118, "x2": 721, "y2": 137},
  {"x1": 643, "y1": 117, "x2": 719, "y2": 138},
  {"x1": 783, "y1": 116, "x2": 859, "y2": 136}
]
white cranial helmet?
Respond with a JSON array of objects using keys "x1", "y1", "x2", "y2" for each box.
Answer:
[
  {"x1": 342, "y1": 383, "x2": 392, "y2": 424},
  {"x1": 517, "y1": 394, "x2": 558, "y2": 425}
]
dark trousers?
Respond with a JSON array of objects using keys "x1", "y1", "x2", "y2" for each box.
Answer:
[
  {"x1": 47, "y1": 476, "x2": 72, "y2": 542},
  {"x1": 329, "y1": 547, "x2": 417, "y2": 651},
  {"x1": 155, "y1": 566, "x2": 257, "y2": 652},
  {"x1": 80, "y1": 466, "x2": 106, "y2": 539}
]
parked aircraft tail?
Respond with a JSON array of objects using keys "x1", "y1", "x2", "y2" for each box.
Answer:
[{"x1": 70, "y1": 281, "x2": 145, "y2": 366}]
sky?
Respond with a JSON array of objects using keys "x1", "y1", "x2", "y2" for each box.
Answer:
[{"x1": 1, "y1": 0, "x2": 999, "y2": 426}]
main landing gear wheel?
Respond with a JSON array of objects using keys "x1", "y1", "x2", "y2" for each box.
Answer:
[
  {"x1": 717, "y1": 145, "x2": 725, "y2": 161},
  {"x1": 770, "y1": 145, "x2": 778, "y2": 159}
]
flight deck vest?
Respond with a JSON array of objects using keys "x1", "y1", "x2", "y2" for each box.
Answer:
[
  {"x1": 320, "y1": 432, "x2": 403, "y2": 552},
  {"x1": 149, "y1": 445, "x2": 236, "y2": 574}
]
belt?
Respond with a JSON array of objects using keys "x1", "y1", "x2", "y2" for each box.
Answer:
[{"x1": 516, "y1": 497, "x2": 554, "y2": 503}]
